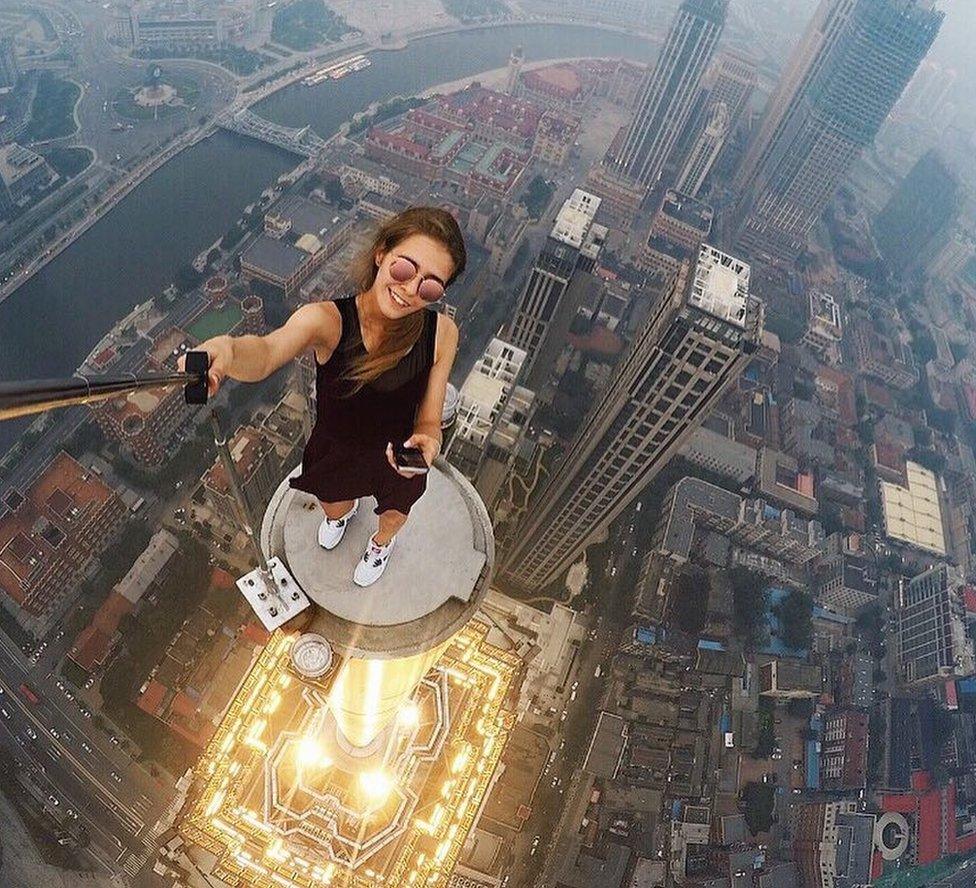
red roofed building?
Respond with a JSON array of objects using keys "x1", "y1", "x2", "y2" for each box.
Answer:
[
  {"x1": 879, "y1": 771, "x2": 967, "y2": 865},
  {"x1": 68, "y1": 592, "x2": 134, "y2": 671},
  {"x1": 0, "y1": 452, "x2": 126, "y2": 619},
  {"x1": 520, "y1": 64, "x2": 585, "y2": 110}
]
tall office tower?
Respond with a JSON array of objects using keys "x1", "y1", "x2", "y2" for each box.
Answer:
[
  {"x1": 704, "y1": 51, "x2": 757, "y2": 124},
  {"x1": 497, "y1": 244, "x2": 762, "y2": 594},
  {"x1": 675, "y1": 101, "x2": 729, "y2": 196},
  {"x1": 874, "y1": 150, "x2": 960, "y2": 277},
  {"x1": 507, "y1": 188, "x2": 605, "y2": 379},
  {"x1": 670, "y1": 50, "x2": 757, "y2": 178},
  {"x1": 734, "y1": 0, "x2": 943, "y2": 264},
  {"x1": 897, "y1": 564, "x2": 976, "y2": 687},
  {"x1": 0, "y1": 34, "x2": 18, "y2": 89},
  {"x1": 611, "y1": 0, "x2": 727, "y2": 190},
  {"x1": 734, "y1": 0, "x2": 859, "y2": 196}
]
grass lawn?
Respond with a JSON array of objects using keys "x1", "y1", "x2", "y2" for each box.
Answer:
[
  {"x1": 188, "y1": 304, "x2": 244, "y2": 341},
  {"x1": 23, "y1": 73, "x2": 80, "y2": 142}
]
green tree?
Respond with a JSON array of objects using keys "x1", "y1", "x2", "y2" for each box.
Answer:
[
  {"x1": 741, "y1": 782, "x2": 775, "y2": 835},
  {"x1": 671, "y1": 565, "x2": 709, "y2": 635},
  {"x1": 773, "y1": 589, "x2": 813, "y2": 651},
  {"x1": 730, "y1": 566, "x2": 768, "y2": 648}
]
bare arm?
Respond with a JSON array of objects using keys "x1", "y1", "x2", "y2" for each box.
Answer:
[
  {"x1": 181, "y1": 303, "x2": 338, "y2": 394},
  {"x1": 412, "y1": 314, "x2": 459, "y2": 449},
  {"x1": 385, "y1": 313, "x2": 458, "y2": 475}
]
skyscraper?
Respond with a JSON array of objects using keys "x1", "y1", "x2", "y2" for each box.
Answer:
[
  {"x1": 874, "y1": 149, "x2": 960, "y2": 277},
  {"x1": 507, "y1": 188, "x2": 605, "y2": 380},
  {"x1": 734, "y1": 0, "x2": 943, "y2": 264},
  {"x1": 611, "y1": 0, "x2": 727, "y2": 190},
  {"x1": 675, "y1": 101, "x2": 730, "y2": 196},
  {"x1": 497, "y1": 244, "x2": 762, "y2": 594}
]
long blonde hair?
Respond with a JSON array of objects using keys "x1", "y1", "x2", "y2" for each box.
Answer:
[{"x1": 341, "y1": 207, "x2": 466, "y2": 395}]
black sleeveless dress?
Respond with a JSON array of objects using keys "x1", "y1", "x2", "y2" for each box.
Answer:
[{"x1": 289, "y1": 294, "x2": 437, "y2": 516}]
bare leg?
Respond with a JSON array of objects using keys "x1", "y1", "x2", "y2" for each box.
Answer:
[
  {"x1": 320, "y1": 499, "x2": 355, "y2": 520},
  {"x1": 373, "y1": 509, "x2": 408, "y2": 546}
]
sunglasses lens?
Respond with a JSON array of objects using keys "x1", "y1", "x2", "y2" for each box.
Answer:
[
  {"x1": 389, "y1": 258, "x2": 415, "y2": 282},
  {"x1": 419, "y1": 279, "x2": 444, "y2": 302}
]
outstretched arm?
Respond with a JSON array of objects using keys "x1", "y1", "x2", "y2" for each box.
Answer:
[{"x1": 179, "y1": 302, "x2": 337, "y2": 396}]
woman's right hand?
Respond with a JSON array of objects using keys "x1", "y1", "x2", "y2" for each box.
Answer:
[{"x1": 178, "y1": 336, "x2": 234, "y2": 398}]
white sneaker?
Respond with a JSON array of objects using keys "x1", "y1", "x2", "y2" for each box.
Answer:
[
  {"x1": 318, "y1": 499, "x2": 359, "y2": 550},
  {"x1": 354, "y1": 534, "x2": 396, "y2": 587}
]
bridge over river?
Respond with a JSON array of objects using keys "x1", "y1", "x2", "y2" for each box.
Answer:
[{"x1": 216, "y1": 108, "x2": 329, "y2": 157}]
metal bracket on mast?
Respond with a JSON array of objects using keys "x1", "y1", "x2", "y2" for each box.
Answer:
[{"x1": 209, "y1": 408, "x2": 310, "y2": 631}]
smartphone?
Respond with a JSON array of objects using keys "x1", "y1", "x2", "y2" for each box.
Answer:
[{"x1": 393, "y1": 444, "x2": 429, "y2": 475}]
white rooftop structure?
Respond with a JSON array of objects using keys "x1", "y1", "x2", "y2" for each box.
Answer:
[
  {"x1": 880, "y1": 461, "x2": 946, "y2": 556},
  {"x1": 453, "y1": 338, "x2": 527, "y2": 447},
  {"x1": 114, "y1": 528, "x2": 179, "y2": 605},
  {"x1": 689, "y1": 244, "x2": 750, "y2": 328},
  {"x1": 550, "y1": 188, "x2": 602, "y2": 249}
]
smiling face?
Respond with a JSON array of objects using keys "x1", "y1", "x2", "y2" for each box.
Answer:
[{"x1": 371, "y1": 233, "x2": 455, "y2": 318}]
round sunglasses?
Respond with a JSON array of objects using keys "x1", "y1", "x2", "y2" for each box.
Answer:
[{"x1": 388, "y1": 256, "x2": 446, "y2": 303}]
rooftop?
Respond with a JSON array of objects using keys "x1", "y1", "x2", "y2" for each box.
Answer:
[
  {"x1": 550, "y1": 188, "x2": 602, "y2": 249},
  {"x1": 689, "y1": 244, "x2": 750, "y2": 327},
  {"x1": 241, "y1": 235, "x2": 308, "y2": 281},
  {"x1": 266, "y1": 195, "x2": 338, "y2": 239},
  {"x1": 0, "y1": 142, "x2": 47, "y2": 187},
  {"x1": 880, "y1": 460, "x2": 946, "y2": 556},
  {"x1": 262, "y1": 458, "x2": 493, "y2": 658},
  {"x1": 659, "y1": 189, "x2": 714, "y2": 232}
]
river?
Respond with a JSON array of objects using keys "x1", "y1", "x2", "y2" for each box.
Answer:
[{"x1": 0, "y1": 23, "x2": 656, "y2": 452}]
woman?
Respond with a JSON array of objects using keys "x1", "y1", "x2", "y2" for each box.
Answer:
[{"x1": 183, "y1": 206, "x2": 464, "y2": 586}]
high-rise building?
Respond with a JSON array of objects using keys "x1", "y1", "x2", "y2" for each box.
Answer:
[
  {"x1": 507, "y1": 189, "x2": 605, "y2": 379},
  {"x1": 675, "y1": 101, "x2": 730, "y2": 196},
  {"x1": 610, "y1": 0, "x2": 727, "y2": 190},
  {"x1": 897, "y1": 564, "x2": 976, "y2": 686},
  {"x1": 874, "y1": 149, "x2": 960, "y2": 277},
  {"x1": 735, "y1": 0, "x2": 860, "y2": 197},
  {"x1": 497, "y1": 244, "x2": 762, "y2": 594},
  {"x1": 172, "y1": 461, "x2": 519, "y2": 887},
  {"x1": 447, "y1": 337, "x2": 533, "y2": 491},
  {"x1": 0, "y1": 33, "x2": 18, "y2": 89},
  {"x1": 703, "y1": 51, "x2": 757, "y2": 125},
  {"x1": 734, "y1": 0, "x2": 943, "y2": 264}
]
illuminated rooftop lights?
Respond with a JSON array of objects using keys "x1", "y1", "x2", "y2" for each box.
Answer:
[
  {"x1": 398, "y1": 702, "x2": 421, "y2": 728},
  {"x1": 359, "y1": 769, "x2": 394, "y2": 802},
  {"x1": 296, "y1": 736, "x2": 330, "y2": 769}
]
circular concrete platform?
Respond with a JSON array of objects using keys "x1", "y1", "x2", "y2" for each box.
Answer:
[{"x1": 261, "y1": 458, "x2": 494, "y2": 660}]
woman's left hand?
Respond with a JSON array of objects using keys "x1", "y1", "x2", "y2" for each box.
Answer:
[{"x1": 385, "y1": 433, "x2": 440, "y2": 478}]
